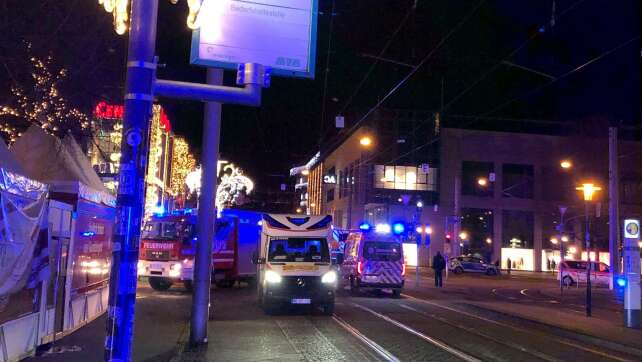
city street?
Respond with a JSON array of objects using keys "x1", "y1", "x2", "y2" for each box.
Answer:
[{"x1": 31, "y1": 272, "x2": 642, "y2": 362}]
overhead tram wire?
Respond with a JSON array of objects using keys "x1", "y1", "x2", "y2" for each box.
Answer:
[
  {"x1": 317, "y1": 5, "x2": 415, "y2": 147},
  {"x1": 376, "y1": 32, "x2": 642, "y2": 169},
  {"x1": 318, "y1": 0, "x2": 336, "y2": 148},
  {"x1": 325, "y1": 0, "x2": 486, "y2": 155},
  {"x1": 348, "y1": 0, "x2": 591, "y2": 171},
  {"x1": 440, "y1": 0, "x2": 589, "y2": 114}
]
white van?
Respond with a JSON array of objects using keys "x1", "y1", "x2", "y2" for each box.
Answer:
[{"x1": 255, "y1": 214, "x2": 336, "y2": 315}]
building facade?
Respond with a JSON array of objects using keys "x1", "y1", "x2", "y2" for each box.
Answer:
[{"x1": 293, "y1": 123, "x2": 642, "y2": 271}]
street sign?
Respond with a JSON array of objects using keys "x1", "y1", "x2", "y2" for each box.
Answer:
[
  {"x1": 489, "y1": 172, "x2": 496, "y2": 182},
  {"x1": 624, "y1": 219, "x2": 640, "y2": 239},
  {"x1": 191, "y1": 0, "x2": 319, "y2": 79},
  {"x1": 335, "y1": 115, "x2": 344, "y2": 128},
  {"x1": 420, "y1": 163, "x2": 430, "y2": 174}
]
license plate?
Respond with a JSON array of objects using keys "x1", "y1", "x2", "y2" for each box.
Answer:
[
  {"x1": 150, "y1": 263, "x2": 163, "y2": 271},
  {"x1": 291, "y1": 298, "x2": 311, "y2": 305},
  {"x1": 364, "y1": 275, "x2": 378, "y2": 282}
]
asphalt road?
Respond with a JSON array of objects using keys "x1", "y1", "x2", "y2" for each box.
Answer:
[{"x1": 27, "y1": 273, "x2": 642, "y2": 362}]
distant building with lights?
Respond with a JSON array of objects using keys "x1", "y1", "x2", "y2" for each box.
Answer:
[
  {"x1": 290, "y1": 111, "x2": 642, "y2": 271},
  {"x1": 89, "y1": 102, "x2": 196, "y2": 219}
]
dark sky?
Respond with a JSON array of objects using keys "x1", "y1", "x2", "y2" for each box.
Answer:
[{"x1": 1, "y1": 0, "x2": 640, "y2": 195}]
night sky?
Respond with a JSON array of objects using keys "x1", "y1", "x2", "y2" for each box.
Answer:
[{"x1": 1, "y1": 0, "x2": 640, "y2": 197}]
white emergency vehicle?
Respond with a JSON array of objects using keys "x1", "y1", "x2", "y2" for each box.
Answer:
[{"x1": 255, "y1": 214, "x2": 336, "y2": 315}]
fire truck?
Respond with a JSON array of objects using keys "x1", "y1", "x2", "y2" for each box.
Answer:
[{"x1": 137, "y1": 209, "x2": 261, "y2": 291}]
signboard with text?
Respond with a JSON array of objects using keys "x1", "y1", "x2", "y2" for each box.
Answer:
[{"x1": 191, "y1": 0, "x2": 318, "y2": 79}]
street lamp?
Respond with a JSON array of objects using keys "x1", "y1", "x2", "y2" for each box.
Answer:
[
  {"x1": 576, "y1": 182, "x2": 601, "y2": 317},
  {"x1": 459, "y1": 231, "x2": 468, "y2": 240},
  {"x1": 301, "y1": 169, "x2": 310, "y2": 176},
  {"x1": 485, "y1": 237, "x2": 492, "y2": 245},
  {"x1": 477, "y1": 177, "x2": 488, "y2": 186},
  {"x1": 560, "y1": 160, "x2": 573, "y2": 169},
  {"x1": 359, "y1": 136, "x2": 373, "y2": 146}
]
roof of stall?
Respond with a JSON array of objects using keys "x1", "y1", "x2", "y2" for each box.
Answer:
[{"x1": 10, "y1": 125, "x2": 115, "y2": 206}]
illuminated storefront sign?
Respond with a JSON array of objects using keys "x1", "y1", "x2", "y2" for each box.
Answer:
[{"x1": 323, "y1": 174, "x2": 336, "y2": 184}]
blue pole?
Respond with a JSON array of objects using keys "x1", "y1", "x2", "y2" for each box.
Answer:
[{"x1": 105, "y1": 0, "x2": 158, "y2": 360}]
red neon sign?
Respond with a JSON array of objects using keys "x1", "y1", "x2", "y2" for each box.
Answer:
[
  {"x1": 94, "y1": 101, "x2": 172, "y2": 133},
  {"x1": 94, "y1": 101, "x2": 124, "y2": 119}
]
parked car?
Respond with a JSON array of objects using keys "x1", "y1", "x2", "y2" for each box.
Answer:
[
  {"x1": 558, "y1": 260, "x2": 610, "y2": 286},
  {"x1": 449, "y1": 255, "x2": 499, "y2": 275}
]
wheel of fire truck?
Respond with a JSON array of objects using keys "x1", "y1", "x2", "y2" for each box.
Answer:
[
  {"x1": 148, "y1": 277, "x2": 173, "y2": 291},
  {"x1": 183, "y1": 280, "x2": 193, "y2": 292}
]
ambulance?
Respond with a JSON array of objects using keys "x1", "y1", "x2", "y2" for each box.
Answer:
[
  {"x1": 337, "y1": 223, "x2": 406, "y2": 297},
  {"x1": 255, "y1": 214, "x2": 336, "y2": 315}
]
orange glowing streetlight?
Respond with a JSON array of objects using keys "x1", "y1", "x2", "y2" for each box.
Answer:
[
  {"x1": 359, "y1": 136, "x2": 373, "y2": 147},
  {"x1": 576, "y1": 183, "x2": 601, "y2": 201},
  {"x1": 477, "y1": 177, "x2": 488, "y2": 186},
  {"x1": 560, "y1": 160, "x2": 572, "y2": 169}
]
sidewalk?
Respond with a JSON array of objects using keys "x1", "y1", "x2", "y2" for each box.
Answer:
[{"x1": 463, "y1": 300, "x2": 642, "y2": 357}]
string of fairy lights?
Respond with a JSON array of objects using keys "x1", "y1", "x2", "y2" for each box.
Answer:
[
  {"x1": 98, "y1": 0, "x2": 204, "y2": 35},
  {"x1": 170, "y1": 136, "x2": 196, "y2": 195},
  {"x1": 0, "y1": 46, "x2": 91, "y2": 144}
]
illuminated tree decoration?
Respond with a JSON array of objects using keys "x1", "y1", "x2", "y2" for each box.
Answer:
[
  {"x1": 170, "y1": 136, "x2": 196, "y2": 196},
  {"x1": 185, "y1": 162, "x2": 254, "y2": 211},
  {"x1": 0, "y1": 48, "x2": 90, "y2": 144},
  {"x1": 98, "y1": 0, "x2": 204, "y2": 35}
]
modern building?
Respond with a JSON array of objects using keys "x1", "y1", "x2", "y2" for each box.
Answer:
[{"x1": 291, "y1": 116, "x2": 642, "y2": 271}]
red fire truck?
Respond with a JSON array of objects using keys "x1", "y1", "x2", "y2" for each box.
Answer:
[{"x1": 137, "y1": 209, "x2": 261, "y2": 291}]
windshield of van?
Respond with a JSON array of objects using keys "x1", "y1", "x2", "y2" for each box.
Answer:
[
  {"x1": 363, "y1": 241, "x2": 402, "y2": 262},
  {"x1": 268, "y1": 238, "x2": 330, "y2": 263}
]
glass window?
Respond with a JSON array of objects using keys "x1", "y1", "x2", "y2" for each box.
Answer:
[
  {"x1": 460, "y1": 208, "x2": 493, "y2": 257},
  {"x1": 503, "y1": 164, "x2": 534, "y2": 199},
  {"x1": 326, "y1": 188, "x2": 335, "y2": 202},
  {"x1": 502, "y1": 210, "x2": 534, "y2": 248},
  {"x1": 362, "y1": 241, "x2": 402, "y2": 261},
  {"x1": 373, "y1": 165, "x2": 436, "y2": 191},
  {"x1": 268, "y1": 238, "x2": 330, "y2": 262},
  {"x1": 462, "y1": 161, "x2": 494, "y2": 197}
]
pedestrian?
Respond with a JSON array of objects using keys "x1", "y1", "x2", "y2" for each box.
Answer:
[
  {"x1": 506, "y1": 257, "x2": 512, "y2": 275},
  {"x1": 432, "y1": 252, "x2": 446, "y2": 287}
]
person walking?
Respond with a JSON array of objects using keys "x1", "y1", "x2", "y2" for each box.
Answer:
[
  {"x1": 506, "y1": 257, "x2": 512, "y2": 275},
  {"x1": 432, "y1": 252, "x2": 446, "y2": 287}
]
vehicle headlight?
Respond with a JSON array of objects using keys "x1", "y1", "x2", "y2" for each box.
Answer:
[
  {"x1": 171, "y1": 263, "x2": 181, "y2": 271},
  {"x1": 321, "y1": 271, "x2": 337, "y2": 284},
  {"x1": 265, "y1": 270, "x2": 282, "y2": 284},
  {"x1": 137, "y1": 261, "x2": 143, "y2": 269}
]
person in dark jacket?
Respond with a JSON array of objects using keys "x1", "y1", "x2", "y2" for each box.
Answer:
[{"x1": 432, "y1": 252, "x2": 446, "y2": 287}]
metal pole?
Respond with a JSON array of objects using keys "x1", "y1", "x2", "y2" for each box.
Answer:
[
  {"x1": 191, "y1": 68, "x2": 223, "y2": 345},
  {"x1": 453, "y1": 175, "x2": 461, "y2": 257},
  {"x1": 608, "y1": 127, "x2": 620, "y2": 290},
  {"x1": 558, "y1": 206, "x2": 566, "y2": 294},
  {"x1": 585, "y1": 201, "x2": 592, "y2": 317},
  {"x1": 104, "y1": 0, "x2": 158, "y2": 360},
  {"x1": 623, "y1": 220, "x2": 641, "y2": 328}
]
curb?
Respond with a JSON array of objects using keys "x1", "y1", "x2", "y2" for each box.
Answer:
[
  {"x1": 460, "y1": 302, "x2": 642, "y2": 359},
  {"x1": 167, "y1": 320, "x2": 191, "y2": 362}
]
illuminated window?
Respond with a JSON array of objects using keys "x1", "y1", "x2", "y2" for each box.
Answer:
[{"x1": 373, "y1": 165, "x2": 436, "y2": 191}]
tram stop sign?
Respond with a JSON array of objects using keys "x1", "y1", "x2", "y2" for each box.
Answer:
[
  {"x1": 190, "y1": 0, "x2": 319, "y2": 79},
  {"x1": 624, "y1": 219, "x2": 640, "y2": 239}
]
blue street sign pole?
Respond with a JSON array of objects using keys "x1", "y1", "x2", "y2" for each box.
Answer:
[
  {"x1": 623, "y1": 219, "x2": 641, "y2": 329},
  {"x1": 104, "y1": 0, "x2": 158, "y2": 360}
]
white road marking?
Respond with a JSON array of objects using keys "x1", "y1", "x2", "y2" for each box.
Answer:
[
  {"x1": 352, "y1": 303, "x2": 481, "y2": 362},
  {"x1": 401, "y1": 293, "x2": 636, "y2": 362},
  {"x1": 331, "y1": 314, "x2": 399, "y2": 362},
  {"x1": 520, "y1": 289, "x2": 528, "y2": 296}
]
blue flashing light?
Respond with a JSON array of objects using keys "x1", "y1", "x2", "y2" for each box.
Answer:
[
  {"x1": 616, "y1": 277, "x2": 626, "y2": 288},
  {"x1": 392, "y1": 222, "x2": 405, "y2": 235},
  {"x1": 359, "y1": 222, "x2": 372, "y2": 231},
  {"x1": 81, "y1": 231, "x2": 96, "y2": 237},
  {"x1": 538, "y1": 26, "x2": 546, "y2": 33}
]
